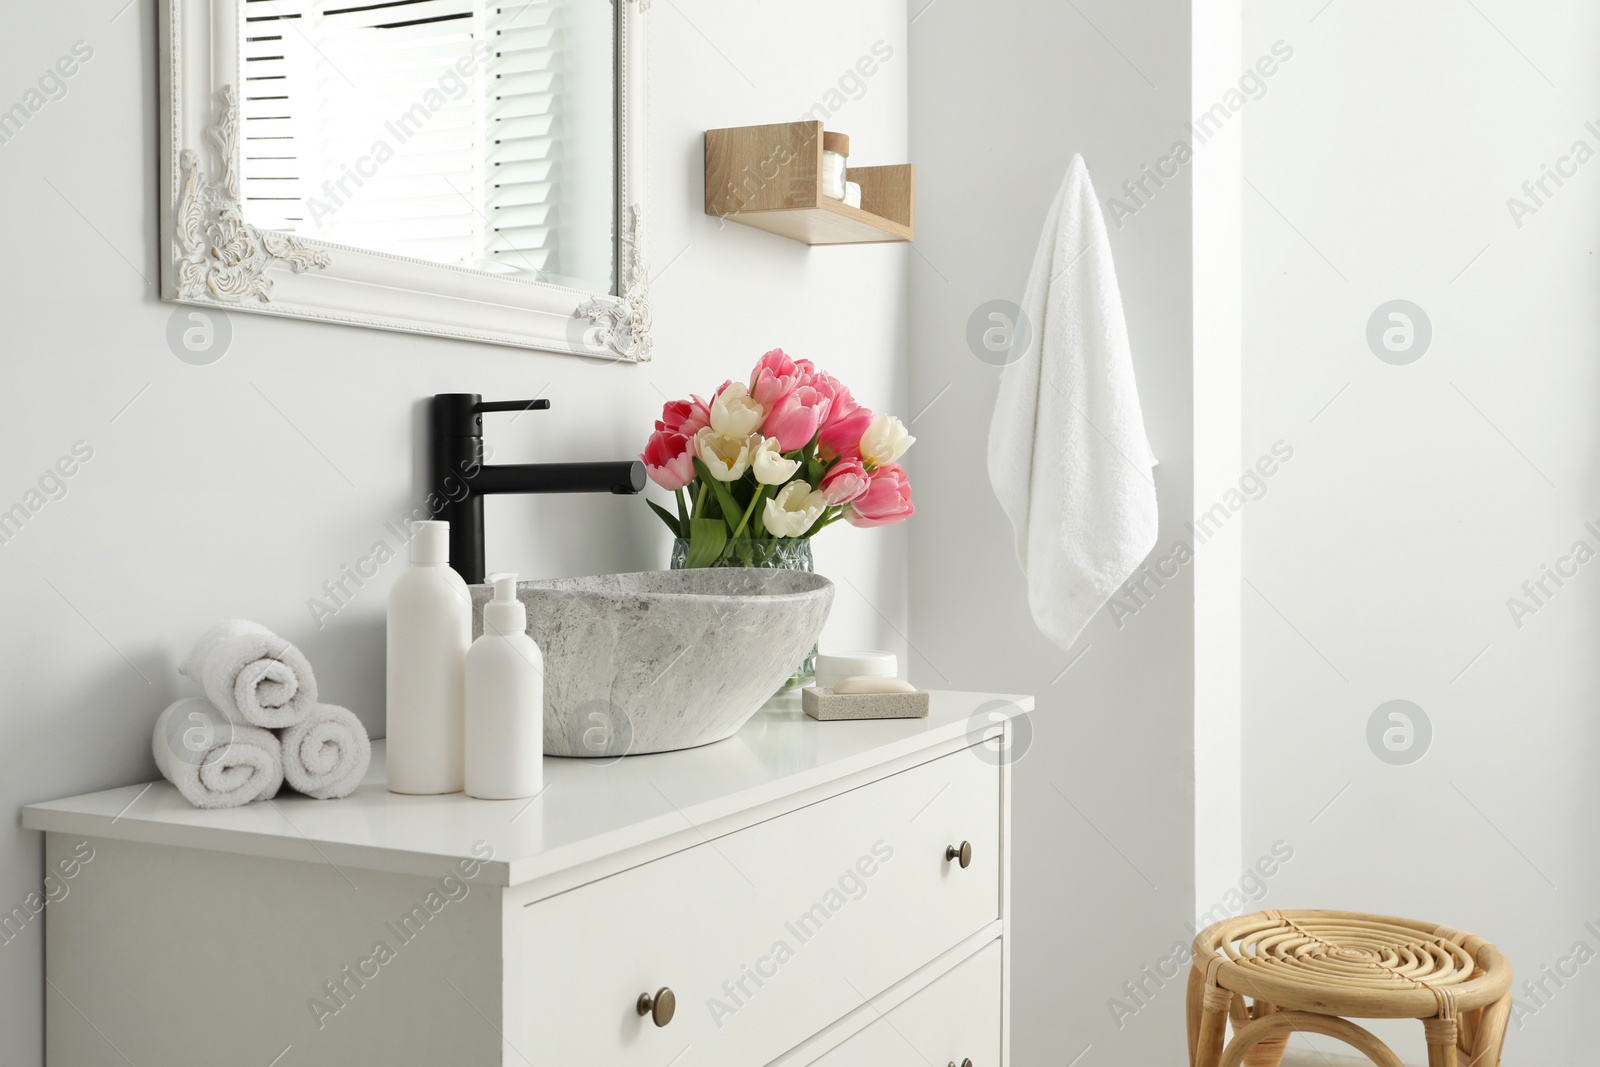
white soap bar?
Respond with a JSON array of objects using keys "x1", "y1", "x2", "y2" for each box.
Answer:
[
  {"x1": 832, "y1": 675, "x2": 918, "y2": 695},
  {"x1": 815, "y1": 650, "x2": 898, "y2": 690}
]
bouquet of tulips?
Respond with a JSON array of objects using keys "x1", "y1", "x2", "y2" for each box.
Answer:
[{"x1": 641, "y1": 349, "x2": 915, "y2": 567}]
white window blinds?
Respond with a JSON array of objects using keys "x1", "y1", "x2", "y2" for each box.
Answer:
[{"x1": 237, "y1": 0, "x2": 612, "y2": 290}]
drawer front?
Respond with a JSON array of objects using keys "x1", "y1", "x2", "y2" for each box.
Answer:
[
  {"x1": 508, "y1": 746, "x2": 1000, "y2": 1067},
  {"x1": 805, "y1": 939, "x2": 1003, "y2": 1067}
]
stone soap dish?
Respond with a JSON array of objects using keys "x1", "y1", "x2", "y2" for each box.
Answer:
[{"x1": 802, "y1": 686, "x2": 930, "y2": 721}]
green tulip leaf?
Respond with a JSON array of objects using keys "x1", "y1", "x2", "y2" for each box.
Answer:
[
  {"x1": 647, "y1": 499, "x2": 682, "y2": 538},
  {"x1": 685, "y1": 518, "x2": 727, "y2": 568},
  {"x1": 704, "y1": 473, "x2": 745, "y2": 533}
]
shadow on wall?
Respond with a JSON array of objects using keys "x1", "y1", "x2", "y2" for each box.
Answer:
[
  {"x1": 20, "y1": 652, "x2": 175, "y2": 803},
  {"x1": 306, "y1": 617, "x2": 386, "y2": 739}
]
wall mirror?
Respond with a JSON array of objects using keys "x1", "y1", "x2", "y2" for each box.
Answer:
[{"x1": 159, "y1": 0, "x2": 650, "y2": 360}]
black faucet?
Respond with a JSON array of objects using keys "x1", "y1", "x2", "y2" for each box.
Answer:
[{"x1": 431, "y1": 393, "x2": 646, "y2": 584}]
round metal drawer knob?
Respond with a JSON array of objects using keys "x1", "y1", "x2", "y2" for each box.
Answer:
[
  {"x1": 637, "y1": 987, "x2": 676, "y2": 1027},
  {"x1": 946, "y1": 841, "x2": 973, "y2": 868}
]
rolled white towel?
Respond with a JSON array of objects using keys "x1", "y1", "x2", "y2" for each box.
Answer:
[
  {"x1": 179, "y1": 620, "x2": 319, "y2": 729},
  {"x1": 281, "y1": 703, "x2": 371, "y2": 800},
  {"x1": 152, "y1": 698, "x2": 283, "y2": 809}
]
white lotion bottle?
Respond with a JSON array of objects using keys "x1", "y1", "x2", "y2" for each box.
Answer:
[
  {"x1": 465, "y1": 573, "x2": 544, "y2": 800},
  {"x1": 386, "y1": 520, "x2": 470, "y2": 794}
]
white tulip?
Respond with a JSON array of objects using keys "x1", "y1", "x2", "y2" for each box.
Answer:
[
  {"x1": 750, "y1": 437, "x2": 801, "y2": 486},
  {"x1": 763, "y1": 480, "x2": 827, "y2": 537},
  {"x1": 859, "y1": 414, "x2": 915, "y2": 467},
  {"x1": 709, "y1": 382, "x2": 766, "y2": 437},
  {"x1": 694, "y1": 426, "x2": 754, "y2": 482}
]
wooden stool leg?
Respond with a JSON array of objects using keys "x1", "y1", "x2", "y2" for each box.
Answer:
[
  {"x1": 1465, "y1": 993, "x2": 1511, "y2": 1067},
  {"x1": 1241, "y1": 1002, "x2": 1288, "y2": 1067},
  {"x1": 1424, "y1": 1015, "x2": 1459, "y2": 1067},
  {"x1": 1218, "y1": 1012, "x2": 1407, "y2": 1067},
  {"x1": 1195, "y1": 984, "x2": 1234, "y2": 1067},
  {"x1": 1457, "y1": 1005, "x2": 1480, "y2": 1058},
  {"x1": 1186, "y1": 966, "x2": 1205, "y2": 1066}
]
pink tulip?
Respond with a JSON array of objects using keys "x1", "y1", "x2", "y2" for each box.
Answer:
[
  {"x1": 812, "y1": 373, "x2": 854, "y2": 420},
  {"x1": 749, "y1": 349, "x2": 815, "y2": 407},
  {"x1": 640, "y1": 429, "x2": 696, "y2": 491},
  {"x1": 656, "y1": 396, "x2": 709, "y2": 438},
  {"x1": 819, "y1": 458, "x2": 870, "y2": 505},
  {"x1": 818, "y1": 405, "x2": 874, "y2": 460},
  {"x1": 844, "y1": 464, "x2": 914, "y2": 527},
  {"x1": 763, "y1": 385, "x2": 832, "y2": 451},
  {"x1": 813, "y1": 374, "x2": 871, "y2": 459}
]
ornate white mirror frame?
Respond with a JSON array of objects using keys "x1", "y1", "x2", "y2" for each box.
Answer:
[{"x1": 158, "y1": 0, "x2": 651, "y2": 361}]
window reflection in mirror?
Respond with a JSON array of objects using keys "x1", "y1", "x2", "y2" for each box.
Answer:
[{"x1": 237, "y1": 0, "x2": 616, "y2": 295}]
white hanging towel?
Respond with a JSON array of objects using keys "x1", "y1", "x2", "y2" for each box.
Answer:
[{"x1": 987, "y1": 154, "x2": 1158, "y2": 650}]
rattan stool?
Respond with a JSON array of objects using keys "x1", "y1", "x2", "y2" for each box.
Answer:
[{"x1": 1186, "y1": 910, "x2": 1513, "y2": 1067}]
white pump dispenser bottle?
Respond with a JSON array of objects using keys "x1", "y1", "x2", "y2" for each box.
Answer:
[{"x1": 465, "y1": 573, "x2": 544, "y2": 800}]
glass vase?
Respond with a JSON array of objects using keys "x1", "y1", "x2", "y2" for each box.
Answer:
[{"x1": 671, "y1": 537, "x2": 817, "y2": 688}]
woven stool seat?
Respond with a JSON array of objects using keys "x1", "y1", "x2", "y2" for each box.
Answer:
[{"x1": 1186, "y1": 910, "x2": 1512, "y2": 1067}]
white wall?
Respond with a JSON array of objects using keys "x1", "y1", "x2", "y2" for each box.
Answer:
[
  {"x1": 908, "y1": 2, "x2": 1198, "y2": 1062},
  {"x1": 1243, "y1": 0, "x2": 1600, "y2": 1062},
  {"x1": 0, "y1": 3, "x2": 908, "y2": 1063},
  {"x1": 1192, "y1": 0, "x2": 1246, "y2": 918}
]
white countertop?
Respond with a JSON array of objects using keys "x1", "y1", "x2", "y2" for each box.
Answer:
[{"x1": 21, "y1": 690, "x2": 1031, "y2": 888}]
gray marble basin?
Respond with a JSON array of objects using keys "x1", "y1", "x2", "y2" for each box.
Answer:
[{"x1": 470, "y1": 569, "x2": 834, "y2": 757}]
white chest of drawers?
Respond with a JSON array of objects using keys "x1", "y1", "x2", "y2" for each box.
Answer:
[{"x1": 23, "y1": 690, "x2": 1028, "y2": 1067}]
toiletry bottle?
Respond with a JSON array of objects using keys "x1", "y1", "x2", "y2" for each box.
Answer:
[
  {"x1": 465, "y1": 573, "x2": 544, "y2": 800},
  {"x1": 821, "y1": 131, "x2": 850, "y2": 199},
  {"x1": 386, "y1": 520, "x2": 470, "y2": 794}
]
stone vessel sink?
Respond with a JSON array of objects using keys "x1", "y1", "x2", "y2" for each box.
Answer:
[{"x1": 470, "y1": 570, "x2": 834, "y2": 757}]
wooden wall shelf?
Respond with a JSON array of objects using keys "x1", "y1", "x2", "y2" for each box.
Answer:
[{"x1": 705, "y1": 121, "x2": 915, "y2": 245}]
